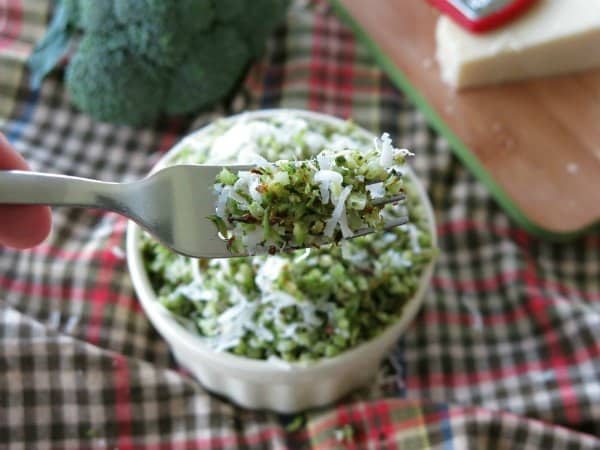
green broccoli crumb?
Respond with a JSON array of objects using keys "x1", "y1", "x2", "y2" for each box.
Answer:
[{"x1": 285, "y1": 414, "x2": 306, "y2": 432}]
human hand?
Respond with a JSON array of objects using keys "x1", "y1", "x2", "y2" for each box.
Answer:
[{"x1": 0, "y1": 133, "x2": 52, "y2": 248}]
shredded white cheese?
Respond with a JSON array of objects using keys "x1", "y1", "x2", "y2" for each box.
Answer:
[
  {"x1": 366, "y1": 182, "x2": 385, "y2": 199},
  {"x1": 324, "y1": 185, "x2": 353, "y2": 237},
  {"x1": 313, "y1": 170, "x2": 343, "y2": 205}
]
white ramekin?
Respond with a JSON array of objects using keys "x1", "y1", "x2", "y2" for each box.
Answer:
[{"x1": 126, "y1": 109, "x2": 437, "y2": 413}]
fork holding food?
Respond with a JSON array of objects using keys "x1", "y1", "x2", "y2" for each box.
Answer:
[{"x1": 0, "y1": 131, "x2": 412, "y2": 258}]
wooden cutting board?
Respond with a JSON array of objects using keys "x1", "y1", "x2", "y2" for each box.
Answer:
[{"x1": 334, "y1": 0, "x2": 600, "y2": 240}]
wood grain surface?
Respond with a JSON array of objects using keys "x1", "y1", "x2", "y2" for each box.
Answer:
[{"x1": 338, "y1": 0, "x2": 600, "y2": 235}]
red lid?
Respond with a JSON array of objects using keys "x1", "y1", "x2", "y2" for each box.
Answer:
[{"x1": 426, "y1": 0, "x2": 539, "y2": 33}]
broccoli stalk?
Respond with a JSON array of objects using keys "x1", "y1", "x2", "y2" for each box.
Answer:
[{"x1": 28, "y1": 0, "x2": 289, "y2": 126}]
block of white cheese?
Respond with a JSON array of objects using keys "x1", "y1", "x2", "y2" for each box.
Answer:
[{"x1": 435, "y1": 0, "x2": 600, "y2": 89}]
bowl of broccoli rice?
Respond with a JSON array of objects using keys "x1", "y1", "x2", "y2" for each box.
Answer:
[{"x1": 126, "y1": 109, "x2": 437, "y2": 412}]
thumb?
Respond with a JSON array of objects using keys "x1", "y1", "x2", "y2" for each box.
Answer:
[{"x1": 0, "y1": 134, "x2": 52, "y2": 249}]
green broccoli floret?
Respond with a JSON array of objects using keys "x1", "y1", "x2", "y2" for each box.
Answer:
[
  {"x1": 166, "y1": 26, "x2": 250, "y2": 115},
  {"x1": 214, "y1": 0, "x2": 246, "y2": 23},
  {"x1": 113, "y1": 0, "x2": 201, "y2": 67},
  {"x1": 78, "y1": 0, "x2": 119, "y2": 31},
  {"x1": 177, "y1": 0, "x2": 216, "y2": 34},
  {"x1": 228, "y1": 0, "x2": 289, "y2": 57},
  {"x1": 66, "y1": 33, "x2": 167, "y2": 126},
  {"x1": 28, "y1": 0, "x2": 289, "y2": 126}
]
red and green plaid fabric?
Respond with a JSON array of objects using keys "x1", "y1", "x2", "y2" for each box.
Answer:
[
  {"x1": 0, "y1": 0, "x2": 51, "y2": 122},
  {"x1": 1, "y1": 1, "x2": 599, "y2": 449}
]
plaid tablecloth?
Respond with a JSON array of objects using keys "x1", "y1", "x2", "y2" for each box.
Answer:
[{"x1": 1, "y1": 1, "x2": 599, "y2": 449}]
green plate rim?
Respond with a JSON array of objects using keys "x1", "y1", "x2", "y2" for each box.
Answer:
[{"x1": 330, "y1": 0, "x2": 597, "y2": 242}]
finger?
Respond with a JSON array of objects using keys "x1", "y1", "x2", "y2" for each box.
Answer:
[
  {"x1": 0, "y1": 134, "x2": 52, "y2": 248},
  {"x1": 0, "y1": 133, "x2": 29, "y2": 170},
  {"x1": 0, "y1": 204, "x2": 52, "y2": 248}
]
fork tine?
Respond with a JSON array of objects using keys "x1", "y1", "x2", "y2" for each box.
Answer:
[
  {"x1": 347, "y1": 215, "x2": 409, "y2": 239},
  {"x1": 372, "y1": 192, "x2": 406, "y2": 206},
  {"x1": 280, "y1": 215, "x2": 409, "y2": 251},
  {"x1": 222, "y1": 164, "x2": 258, "y2": 172}
]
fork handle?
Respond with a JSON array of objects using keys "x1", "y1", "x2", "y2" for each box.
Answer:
[{"x1": 0, "y1": 170, "x2": 126, "y2": 212}]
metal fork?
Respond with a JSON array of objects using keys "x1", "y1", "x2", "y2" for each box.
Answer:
[{"x1": 0, "y1": 165, "x2": 407, "y2": 258}]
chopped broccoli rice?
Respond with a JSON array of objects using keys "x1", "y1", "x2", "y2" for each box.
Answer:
[
  {"x1": 141, "y1": 114, "x2": 436, "y2": 363},
  {"x1": 210, "y1": 137, "x2": 412, "y2": 254}
]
